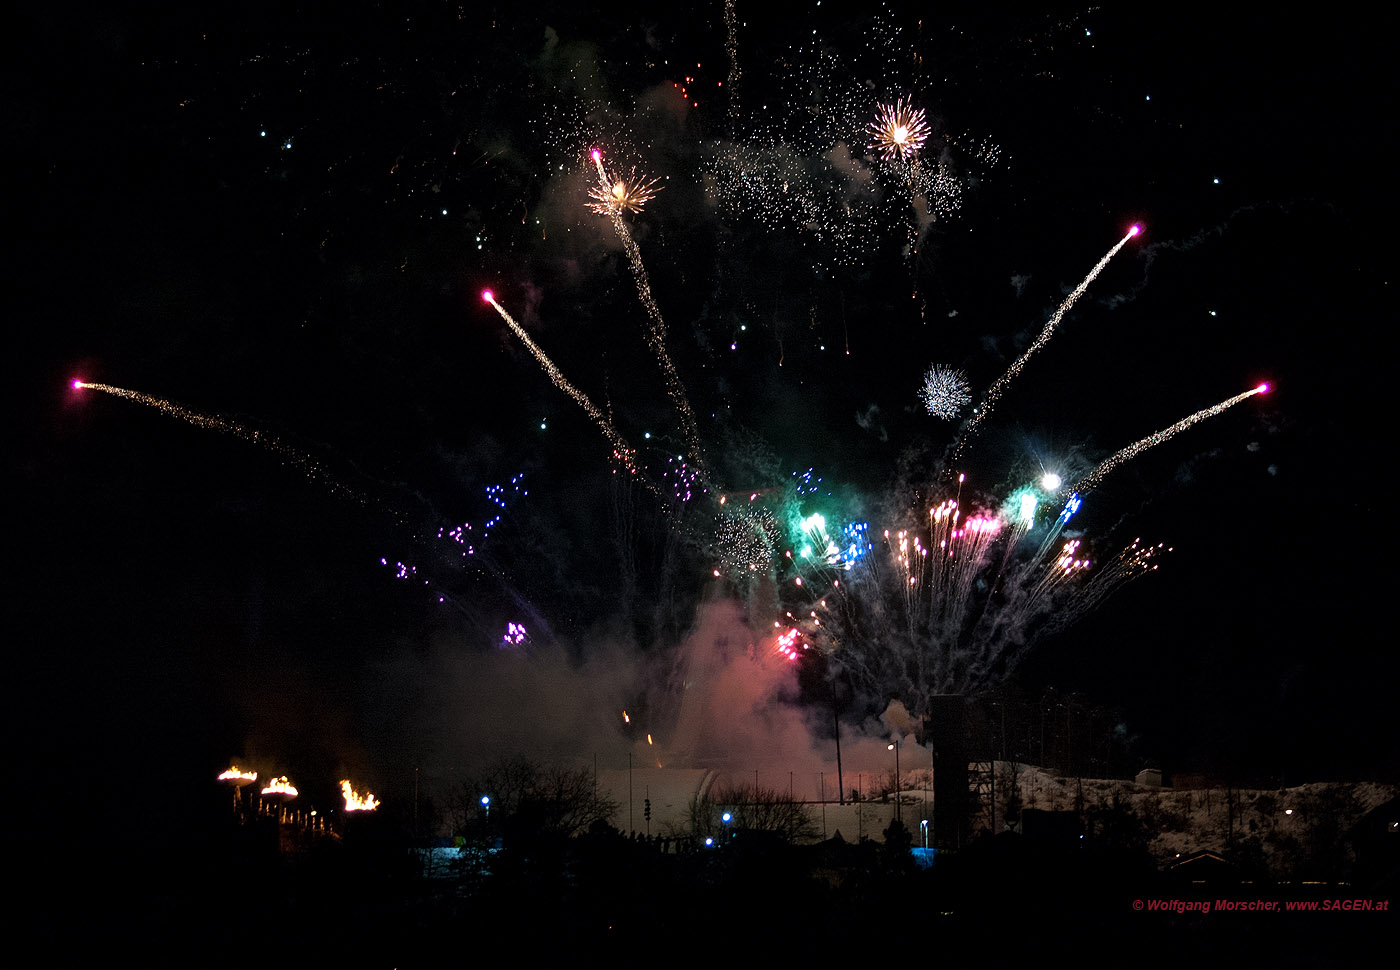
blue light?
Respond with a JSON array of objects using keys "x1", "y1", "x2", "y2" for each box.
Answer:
[
  {"x1": 1058, "y1": 492, "x2": 1082, "y2": 524},
  {"x1": 841, "y1": 521, "x2": 872, "y2": 567}
]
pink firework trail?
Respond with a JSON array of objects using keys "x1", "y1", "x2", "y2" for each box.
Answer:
[
  {"x1": 1070, "y1": 381, "x2": 1271, "y2": 493},
  {"x1": 481, "y1": 291, "x2": 642, "y2": 478},
  {"x1": 952, "y1": 225, "x2": 1143, "y2": 460},
  {"x1": 70, "y1": 380, "x2": 365, "y2": 503}
]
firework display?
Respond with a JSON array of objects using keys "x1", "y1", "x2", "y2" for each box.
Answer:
[
  {"x1": 765, "y1": 480, "x2": 1161, "y2": 707},
  {"x1": 868, "y1": 97, "x2": 932, "y2": 161},
  {"x1": 58, "y1": 5, "x2": 1288, "y2": 778},
  {"x1": 481, "y1": 291, "x2": 641, "y2": 478},
  {"x1": 586, "y1": 153, "x2": 662, "y2": 216},
  {"x1": 951, "y1": 226, "x2": 1142, "y2": 459},
  {"x1": 918, "y1": 365, "x2": 972, "y2": 420},
  {"x1": 487, "y1": 179, "x2": 1254, "y2": 708},
  {"x1": 590, "y1": 151, "x2": 704, "y2": 468},
  {"x1": 76, "y1": 219, "x2": 1265, "y2": 729},
  {"x1": 698, "y1": 8, "x2": 993, "y2": 271},
  {"x1": 70, "y1": 381, "x2": 365, "y2": 503},
  {"x1": 712, "y1": 502, "x2": 778, "y2": 577},
  {"x1": 1044, "y1": 537, "x2": 1171, "y2": 637},
  {"x1": 1070, "y1": 383, "x2": 1271, "y2": 493},
  {"x1": 723, "y1": 0, "x2": 741, "y2": 124}
]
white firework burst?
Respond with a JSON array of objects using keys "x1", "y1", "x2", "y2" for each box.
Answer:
[
  {"x1": 714, "y1": 505, "x2": 778, "y2": 575},
  {"x1": 919, "y1": 365, "x2": 971, "y2": 420}
]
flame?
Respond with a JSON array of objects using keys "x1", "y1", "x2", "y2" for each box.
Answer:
[
  {"x1": 218, "y1": 766, "x2": 257, "y2": 783},
  {"x1": 340, "y1": 779, "x2": 380, "y2": 812},
  {"x1": 261, "y1": 775, "x2": 299, "y2": 797}
]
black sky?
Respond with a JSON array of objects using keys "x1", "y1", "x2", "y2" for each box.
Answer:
[{"x1": 10, "y1": 3, "x2": 1395, "y2": 845}]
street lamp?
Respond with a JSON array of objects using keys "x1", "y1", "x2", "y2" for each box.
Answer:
[
  {"x1": 887, "y1": 740, "x2": 902, "y2": 823},
  {"x1": 480, "y1": 795, "x2": 491, "y2": 820}
]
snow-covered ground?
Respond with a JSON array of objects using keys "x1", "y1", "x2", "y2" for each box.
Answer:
[
  {"x1": 594, "y1": 765, "x2": 918, "y2": 841},
  {"x1": 992, "y1": 762, "x2": 1396, "y2": 874},
  {"x1": 594, "y1": 761, "x2": 1396, "y2": 876}
]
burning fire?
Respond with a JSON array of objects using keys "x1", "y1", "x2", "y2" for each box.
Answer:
[
  {"x1": 218, "y1": 766, "x2": 257, "y2": 784},
  {"x1": 340, "y1": 779, "x2": 380, "y2": 812},
  {"x1": 261, "y1": 776, "x2": 299, "y2": 797}
]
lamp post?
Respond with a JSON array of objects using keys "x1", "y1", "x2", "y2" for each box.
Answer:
[
  {"x1": 480, "y1": 795, "x2": 490, "y2": 821},
  {"x1": 888, "y1": 740, "x2": 902, "y2": 823},
  {"x1": 930, "y1": 745, "x2": 937, "y2": 848}
]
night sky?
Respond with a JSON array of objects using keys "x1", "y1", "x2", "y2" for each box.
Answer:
[{"x1": 11, "y1": 3, "x2": 1394, "y2": 849}]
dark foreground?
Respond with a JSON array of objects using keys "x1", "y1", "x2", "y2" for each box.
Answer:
[{"x1": 14, "y1": 811, "x2": 1395, "y2": 968}]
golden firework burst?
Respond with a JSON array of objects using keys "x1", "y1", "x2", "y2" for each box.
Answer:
[
  {"x1": 868, "y1": 97, "x2": 931, "y2": 161},
  {"x1": 587, "y1": 169, "x2": 662, "y2": 215}
]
